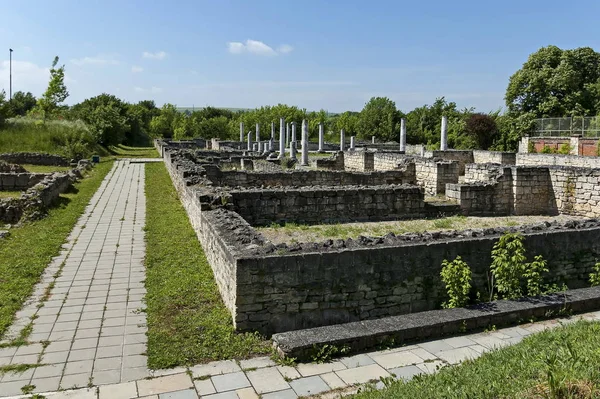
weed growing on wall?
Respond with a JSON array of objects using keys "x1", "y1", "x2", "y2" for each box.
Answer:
[
  {"x1": 524, "y1": 255, "x2": 549, "y2": 296},
  {"x1": 589, "y1": 263, "x2": 600, "y2": 287},
  {"x1": 440, "y1": 256, "x2": 472, "y2": 308},
  {"x1": 490, "y1": 232, "x2": 528, "y2": 299}
]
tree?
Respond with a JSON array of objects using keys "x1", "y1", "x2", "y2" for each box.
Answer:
[
  {"x1": 0, "y1": 90, "x2": 7, "y2": 127},
  {"x1": 464, "y1": 113, "x2": 498, "y2": 150},
  {"x1": 357, "y1": 97, "x2": 401, "y2": 142},
  {"x1": 6, "y1": 91, "x2": 37, "y2": 117},
  {"x1": 506, "y1": 46, "x2": 600, "y2": 117},
  {"x1": 37, "y1": 56, "x2": 69, "y2": 119},
  {"x1": 149, "y1": 104, "x2": 178, "y2": 138}
]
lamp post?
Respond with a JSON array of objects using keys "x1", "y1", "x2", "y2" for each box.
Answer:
[{"x1": 9, "y1": 48, "x2": 13, "y2": 100}]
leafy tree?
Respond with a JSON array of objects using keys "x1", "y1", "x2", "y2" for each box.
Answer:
[
  {"x1": 6, "y1": 91, "x2": 36, "y2": 117},
  {"x1": 0, "y1": 90, "x2": 7, "y2": 127},
  {"x1": 357, "y1": 97, "x2": 402, "y2": 142},
  {"x1": 464, "y1": 113, "x2": 498, "y2": 150},
  {"x1": 71, "y1": 94, "x2": 131, "y2": 145},
  {"x1": 37, "y1": 56, "x2": 69, "y2": 119},
  {"x1": 506, "y1": 46, "x2": 600, "y2": 117},
  {"x1": 150, "y1": 104, "x2": 178, "y2": 138}
]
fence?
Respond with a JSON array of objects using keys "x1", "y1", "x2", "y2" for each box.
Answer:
[{"x1": 533, "y1": 117, "x2": 600, "y2": 137}]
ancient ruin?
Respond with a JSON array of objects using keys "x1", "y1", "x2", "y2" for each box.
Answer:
[{"x1": 154, "y1": 119, "x2": 600, "y2": 346}]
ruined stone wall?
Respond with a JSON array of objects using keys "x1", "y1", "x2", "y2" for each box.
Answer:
[
  {"x1": 315, "y1": 152, "x2": 345, "y2": 170},
  {"x1": 207, "y1": 168, "x2": 414, "y2": 188},
  {"x1": 549, "y1": 167, "x2": 600, "y2": 218},
  {"x1": 425, "y1": 150, "x2": 474, "y2": 175},
  {"x1": 517, "y1": 153, "x2": 600, "y2": 168},
  {"x1": 230, "y1": 185, "x2": 425, "y2": 225},
  {"x1": 415, "y1": 159, "x2": 458, "y2": 195},
  {"x1": 344, "y1": 151, "x2": 374, "y2": 171},
  {"x1": 0, "y1": 153, "x2": 69, "y2": 166},
  {"x1": 0, "y1": 173, "x2": 47, "y2": 190},
  {"x1": 512, "y1": 167, "x2": 555, "y2": 215},
  {"x1": 472, "y1": 150, "x2": 516, "y2": 165},
  {"x1": 235, "y1": 222, "x2": 600, "y2": 333},
  {"x1": 373, "y1": 152, "x2": 410, "y2": 171}
]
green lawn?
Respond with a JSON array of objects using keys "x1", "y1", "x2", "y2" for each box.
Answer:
[
  {"x1": 0, "y1": 191, "x2": 23, "y2": 199},
  {"x1": 0, "y1": 160, "x2": 114, "y2": 340},
  {"x1": 108, "y1": 144, "x2": 159, "y2": 158},
  {"x1": 351, "y1": 320, "x2": 600, "y2": 399},
  {"x1": 21, "y1": 165, "x2": 73, "y2": 173},
  {"x1": 144, "y1": 163, "x2": 269, "y2": 369}
]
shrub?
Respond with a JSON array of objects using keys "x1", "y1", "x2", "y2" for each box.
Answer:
[
  {"x1": 490, "y1": 232, "x2": 527, "y2": 299},
  {"x1": 541, "y1": 145, "x2": 555, "y2": 154},
  {"x1": 440, "y1": 256, "x2": 472, "y2": 308},
  {"x1": 524, "y1": 255, "x2": 549, "y2": 296},
  {"x1": 589, "y1": 263, "x2": 600, "y2": 287},
  {"x1": 528, "y1": 140, "x2": 536, "y2": 153},
  {"x1": 558, "y1": 143, "x2": 573, "y2": 155}
]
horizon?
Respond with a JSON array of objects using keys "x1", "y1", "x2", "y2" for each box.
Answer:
[{"x1": 1, "y1": 0, "x2": 600, "y2": 114}]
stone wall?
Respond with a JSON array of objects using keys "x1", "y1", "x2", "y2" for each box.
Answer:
[
  {"x1": 0, "y1": 173, "x2": 47, "y2": 190},
  {"x1": 424, "y1": 150, "x2": 474, "y2": 175},
  {"x1": 517, "y1": 153, "x2": 600, "y2": 169},
  {"x1": 549, "y1": 168, "x2": 600, "y2": 218},
  {"x1": 235, "y1": 221, "x2": 600, "y2": 333},
  {"x1": 344, "y1": 151, "x2": 374, "y2": 172},
  {"x1": 205, "y1": 167, "x2": 415, "y2": 188},
  {"x1": 512, "y1": 167, "x2": 555, "y2": 215},
  {"x1": 415, "y1": 159, "x2": 459, "y2": 195},
  {"x1": 230, "y1": 185, "x2": 425, "y2": 225},
  {"x1": 0, "y1": 153, "x2": 69, "y2": 166},
  {"x1": 373, "y1": 152, "x2": 409, "y2": 171},
  {"x1": 315, "y1": 152, "x2": 345, "y2": 170},
  {"x1": 472, "y1": 150, "x2": 516, "y2": 165}
]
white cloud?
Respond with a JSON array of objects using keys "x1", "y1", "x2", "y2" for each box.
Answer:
[
  {"x1": 70, "y1": 54, "x2": 119, "y2": 66},
  {"x1": 142, "y1": 51, "x2": 167, "y2": 60},
  {"x1": 131, "y1": 66, "x2": 144, "y2": 73},
  {"x1": 134, "y1": 86, "x2": 163, "y2": 94},
  {"x1": 0, "y1": 60, "x2": 49, "y2": 96},
  {"x1": 227, "y1": 40, "x2": 292, "y2": 56},
  {"x1": 278, "y1": 44, "x2": 294, "y2": 54}
]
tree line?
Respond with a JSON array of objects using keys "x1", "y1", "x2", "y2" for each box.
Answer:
[{"x1": 1, "y1": 45, "x2": 600, "y2": 152}]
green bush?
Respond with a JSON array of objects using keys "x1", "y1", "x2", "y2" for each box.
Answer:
[{"x1": 440, "y1": 256, "x2": 472, "y2": 308}]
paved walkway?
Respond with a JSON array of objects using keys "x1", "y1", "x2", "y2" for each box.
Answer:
[
  {"x1": 2, "y1": 159, "x2": 600, "y2": 399},
  {"x1": 0, "y1": 160, "x2": 149, "y2": 396}
]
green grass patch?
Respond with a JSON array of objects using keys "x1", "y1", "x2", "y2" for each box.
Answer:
[
  {"x1": 352, "y1": 320, "x2": 600, "y2": 399},
  {"x1": 0, "y1": 191, "x2": 23, "y2": 199},
  {"x1": 21, "y1": 165, "x2": 73, "y2": 173},
  {"x1": 0, "y1": 160, "x2": 114, "y2": 339},
  {"x1": 108, "y1": 144, "x2": 159, "y2": 158},
  {"x1": 144, "y1": 163, "x2": 269, "y2": 369}
]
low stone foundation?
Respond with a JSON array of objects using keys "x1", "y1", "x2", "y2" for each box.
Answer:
[{"x1": 0, "y1": 152, "x2": 69, "y2": 166}]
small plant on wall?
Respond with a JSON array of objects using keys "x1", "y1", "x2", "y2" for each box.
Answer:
[
  {"x1": 589, "y1": 263, "x2": 600, "y2": 286},
  {"x1": 440, "y1": 256, "x2": 472, "y2": 308},
  {"x1": 490, "y1": 232, "x2": 528, "y2": 300}
]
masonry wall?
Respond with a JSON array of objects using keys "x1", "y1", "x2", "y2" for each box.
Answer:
[
  {"x1": 373, "y1": 152, "x2": 410, "y2": 171},
  {"x1": 517, "y1": 153, "x2": 600, "y2": 168},
  {"x1": 0, "y1": 173, "x2": 47, "y2": 190},
  {"x1": 0, "y1": 153, "x2": 69, "y2": 166},
  {"x1": 472, "y1": 150, "x2": 516, "y2": 165},
  {"x1": 415, "y1": 159, "x2": 459, "y2": 195},
  {"x1": 549, "y1": 168, "x2": 600, "y2": 218},
  {"x1": 344, "y1": 151, "x2": 375, "y2": 172},
  {"x1": 230, "y1": 185, "x2": 425, "y2": 225},
  {"x1": 206, "y1": 167, "x2": 415, "y2": 188},
  {"x1": 425, "y1": 150, "x2": 474, "y2": 175},
  {"x1": 235, "y1": 226, "x2": 600, "y2": 333}
]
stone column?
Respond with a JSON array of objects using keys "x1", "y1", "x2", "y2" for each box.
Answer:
[
  {"x1": 340, "y1": 129, "x2": 345, "y2": 151},
  {"x1": 318, "y1": 122, "x2": 324, "y2": 152},
  {"x1": 271, "y1": 122, "x2": 275, "y2": 140},
  {"x1": 255, "y1": 123, "x2": 260, "y2": 142},
  {"x1": 286, "y1": 123, "x2": 290, "y2": 147},
  {"x1": 239, "y1": 122, "x2": 244, "y2": 142},
  {"x1": 291, "y1": 122, "x2": 297, "y2": 153},
  {"x1": 247, "y1": 132, "x2": 252, "y2": 151},
  {"x1": 350, "y1": 136, "x2": 355, "y2": 150},
  {"x1": 290, "y1": 142, "x2": 297, "y2": 161},
  {"x1": 400, "y1": 118, "x2": 407, "y2": 152},
  {"x1": 301, "y1": 119, "x2": 309, "y2": 166},
  {"x1": 278, "y1": 118, "x2": 285, "y2": 159},
  {"x1": 440, "y1": 116, "x2": 448, "y2": 151},
  {"x1": 372, "y1": 136, "x2": 375, "y2": 144},
  {"x1": 269, "y1": 138, "x2": 274, "y2": 152}
]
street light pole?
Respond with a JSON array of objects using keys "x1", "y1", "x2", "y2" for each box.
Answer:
[{"x1": 9, "y1": 48, "x2": 13, "y2": 100}]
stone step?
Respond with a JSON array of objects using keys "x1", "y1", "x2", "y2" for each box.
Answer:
[{"x1": 272, "y1": 286, "x2": 600, "y2": 361}]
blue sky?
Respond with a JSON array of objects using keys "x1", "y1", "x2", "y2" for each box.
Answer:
[{"x1": 1, "y1": 0, "x2": 599, "y2": 113}]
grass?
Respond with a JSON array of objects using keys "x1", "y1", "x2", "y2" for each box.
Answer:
[
  {"x1": 351, "y1": 320, "x2": 600, "y2": 399},
  {"x1": 20, "y1": 165, "x2": 73, "y2": 173},
  {"x1": 108, "y1": 144, "x2": 159, "y2": 158},
  {"x1": 144, "y1": 163, "x2": 269, "y2": 369},
  {"x1": 0, "y1": 191, "x2": 23, "y2": 199},
  {"x1": 258, "y1": 215, "x2": 581, "y2": 244},
  {"x1": 0, "y1": 160, "x2": 114, "y2": 339},
  {"x1": 0, "y1": 120, "x2": 107, "y2": 157}
]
